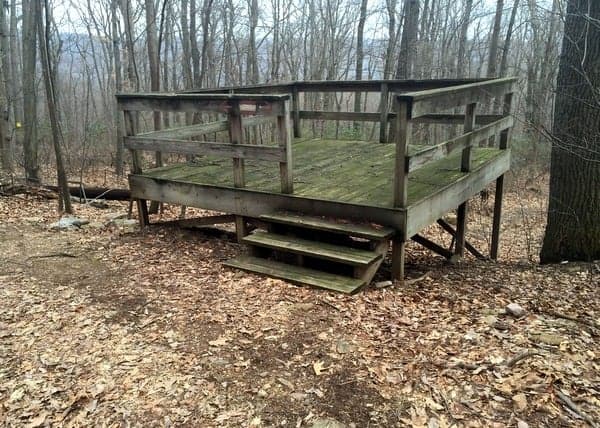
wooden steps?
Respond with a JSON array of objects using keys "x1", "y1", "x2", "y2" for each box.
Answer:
[
  {"x1": 225, "y1": 212, "x2": 393, "y2": 293},
  {"x1": 224, "y1": 256, "x2": 365, "y2": 294},
  {"x1": 243, "y1": 231, "x2": 381, "y2": 266},
  {"x1": 259, "y1": 212, "x2": 394, "y2": 240}
]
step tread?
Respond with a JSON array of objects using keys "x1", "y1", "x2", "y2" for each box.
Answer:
[
  {"x1": 243, "y1": 231, "x2": 381, "y2": 266},
  {"x1": 224, "y1": 256, "x2": 365, "y2": 293},
  {"x1": 260, "y1": 212, "x2": 394, "y2": 240}
]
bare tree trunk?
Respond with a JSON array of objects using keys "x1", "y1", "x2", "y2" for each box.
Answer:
[
  {"x1": 145, "y1": 0, "x2": 162, "y2": 214},
  {"x1": 396, "y1": 0, "x2": 419, "y2": 79},
  {"x1": 22, "y1": 0, "x2": 39, "y2": 183},
  {"x1": 383, "y1": 0, "x2": 397, "y2": 79},
  {"x1": 120, "y1": 0, "x2": 140, "y2": 91},
  {"x1": 111, "y1": 0, "x2": 125, "y2": 176},
  {"x1": 499, "y1": 0, "x2": 520, "y2": 77},
  {"x1": 246, "y1": 0, "x2": 259, "y2": 84},
  {"x1": 456, "y1": 0, "x2": 473, "y2": 77},
  {"x1": 487, "y1": 0, "x2": 503, "y2": 77},
  {"x1": 36, "y1": 0, "x2": 71, "y2": 213},
  {"x1": 353, "y1": 0, "x2": 368, "y2": 134},
  {"x1": 0, "y1": 0, "x2": 10, "y2": 172}
]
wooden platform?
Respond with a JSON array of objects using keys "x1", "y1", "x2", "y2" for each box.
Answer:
[
  {"x1": 131, "y1": 138, "x2": 509, "y2": 237},
  {"x1": 118, "y1": 77, "x2": 516, "y2": 290}
]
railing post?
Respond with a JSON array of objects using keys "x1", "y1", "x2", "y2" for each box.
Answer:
[
  {"x1": 292, "y1": 84, "x2": 301, "y2": 138},
  {"x1": 277, "y1": 99, "x2": 294, "y2": 194},
  {"x1": 392, "y1": 97, "x2": 410, "y2": 282},
  {"x1": 491, "y1": 92, "x2": 513, "y2": 259},
  {"x1": 393, "y1": 98, "x2": 410, "y2": 208},
  {"x1": 379, "y1": 82, "x2": 390, "y2": 143},
  {"x1": 124, "y1": 109, "x2": 149, "y2": 227},
  {"x1": 228, "y1": 99, "x2": 247, "y2": 241}
]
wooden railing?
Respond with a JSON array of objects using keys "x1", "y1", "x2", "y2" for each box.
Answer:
[
  {"x1": 182, "y1": 79, "x2": 490, "y2": 143},
  {"x1": 116, "y1": 93, "x2": 294, "y2": 194},
  {"x1": 391, "y1": 77, "x2": 517, "y2": 209}
]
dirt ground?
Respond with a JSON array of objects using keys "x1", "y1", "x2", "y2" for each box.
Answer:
[{"x1": 0, "y1": 179, "x2": 598, "y2": 427}]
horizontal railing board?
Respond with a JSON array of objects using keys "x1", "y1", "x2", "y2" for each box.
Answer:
[
  {"x1": 124, "y1": 136, "x2": 285, "y2": 162},
  {"x1": 296, "y1": 111, "x2": 506, "y2": 125},
  {"x1": 405, "y1": 116, "x2": 514, "y2": 172},
  {"x1": 136, "y1": 120, "x2": 229, "y2": 139},
  {"x1": 397, "y1": 77, "x2": 517, "y2": 118},
  {"x1": 134, "y1": 116, "x2": 274, "y2": 140},
  {"x1": 412, "y1": 114, "x2": 505, "y2": 125},
  {"x1": 116, "y1": 93, "x2": 288, "y2": 114},
  {"x1": 298, "y1": 110, "x2": 383, "y2": 122}
]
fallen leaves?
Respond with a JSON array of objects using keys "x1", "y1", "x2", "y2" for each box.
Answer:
[{"x1": 0, "y1": 185, "x2": 599, "y2": 426}]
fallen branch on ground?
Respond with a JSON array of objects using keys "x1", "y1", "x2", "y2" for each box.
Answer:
[{"x1": 555, "y1": 388, "x2": 598, "y2": 428}]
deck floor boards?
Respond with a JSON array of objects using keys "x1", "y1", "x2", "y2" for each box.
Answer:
[{"x1": 139, "y1": 138, "x2": 503, "y2": 208}]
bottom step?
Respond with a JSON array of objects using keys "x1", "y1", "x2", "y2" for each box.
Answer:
[{"x1": 224, "y1": 256, "x2": 365, "y2": 294}]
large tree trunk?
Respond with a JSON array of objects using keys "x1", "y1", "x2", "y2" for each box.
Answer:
[
  {"x1": 540, "y1": 0, "x2": 600, "y2": 263},
  {"x1": 22, "y1": 0, "x2": 39, "y2": 183}
]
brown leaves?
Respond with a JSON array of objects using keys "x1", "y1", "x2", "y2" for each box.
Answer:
[{"x1": 1, "y1": 187, "x2": 599, "y2": 426}]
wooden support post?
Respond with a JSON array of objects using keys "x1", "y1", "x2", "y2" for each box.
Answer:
[
  {"x1": 228, "y1": 100, "x2": 247, "y2": 242},
  {"x1": 291, "y1": 84, "x2": 301, "y2": 138},
  {"x1": 391, "y1": 237, "x2": 405, "y2": 281},
  {"x1": 490, "y1": 175, "x2": 504, "y2": 260},
  {"x1": 392, "y1": 98, "x2": 411, "y2": 281},
  {"x1": 379, "y1": 83, "x2": 389, "y2": 143},
  {"x1": 490, "y1": 92, "x2": 513, "y2": 259},
  {"x1": 124, "y1": 110, "x2": 149, "y2": 227},
  {"x1": 455, "y1": 102, "x2": 477, "y2": 257},
  {"x1": 277, "y1": 99, "x2": 294, "y2": 194}
]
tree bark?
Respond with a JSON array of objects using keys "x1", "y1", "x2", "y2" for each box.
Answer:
[
  {"x1": 36, "y1": 0, "x2": 72, "y2": 213},
  {"x1": 111, "y1": 0, "x2": 125, "y2": 176},
  {"x1": 499, "y1": 0, "x2": 520, "y2": 77},
  {"x1": 456, "y1": 0, "x2": 473, "y2": 77},
  {"x1": 353, "y1": 0, "x2": 368, "y2": 133},
  {"x1": 540, "y1": 0, "x2": 600, "y2": 263},
  {"x1": 22, "y1": 0, "x2": 39, "y2": 183},
  {"x1": 396, "y1": 0, "x2": 419, "y2": 79},
  {"x1": 487, "y1": 0, "x2": 503, "y2": 77}
]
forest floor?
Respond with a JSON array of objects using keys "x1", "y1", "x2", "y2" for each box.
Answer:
[{"x1": 0, "y1": 171, "x2": 598, "y2": 427}]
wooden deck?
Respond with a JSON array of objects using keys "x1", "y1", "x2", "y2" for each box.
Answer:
[
  {"x1": 135, "y1": 138, "x2": 508, "y2": 229},
  {"x1": 119, "y1": 77, "x2": 516, "y2": 288}
]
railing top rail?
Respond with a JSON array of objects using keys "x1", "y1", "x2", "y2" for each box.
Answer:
[
  {"x1": 396, "y1": 77, "x2": 518, "y2": 118},
  {"x1": 116, "y1": 92, "x2": 290, "y2": 114},
  {"x1": 179, "y1": 78, "x2": 491, "y2": 95},
  {"x1": 116, "y1": 92, "x2": 290, "y2": 102}
]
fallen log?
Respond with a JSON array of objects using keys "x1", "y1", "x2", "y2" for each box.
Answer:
[{"x1": 43, "y1": 185, "x2": 131, "y2": 201}]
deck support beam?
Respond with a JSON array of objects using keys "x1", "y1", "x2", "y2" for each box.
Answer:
[
  {"x1": 437, "y1": 219, "x2": 486, "y2": 260},
  {"x1": 411, "y1": 234, "x2": 453, "y2": 259}
]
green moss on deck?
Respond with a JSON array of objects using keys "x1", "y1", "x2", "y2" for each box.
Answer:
[{"x1": 140, "y1": 138, "x2": 504, "y2": 208}]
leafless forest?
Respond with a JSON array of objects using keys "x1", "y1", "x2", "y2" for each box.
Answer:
[{"x1": 0, "y1": 0, "x2": 563, "y2": 180}]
